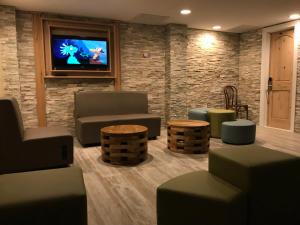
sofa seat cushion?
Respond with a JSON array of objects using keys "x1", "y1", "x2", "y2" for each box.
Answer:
[
  {"x1": 24, "y1": 127, "x2": 72, "y2": 141},
  {"x1": 157, "y1": 171, "x2": 246, "y2": 225},
  {"x1": 19, "y1": 127, "x2": 74, "y2": 171},
  {"x1": 76, "y1": 114, "x2": 161, "y2": 145},
  {"x1": 209, "y1": 145, "x2": 300, "y2": 225},
  {"x1": 209, "y1": 145, "x2": 300, "y2": 190},
  {"x1": 0, "y1": 166, "x2": 87, "y2": 225}
]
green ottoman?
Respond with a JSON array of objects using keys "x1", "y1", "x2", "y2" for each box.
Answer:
[
  {"x1": 221, "y1": 119, "x2": 256, "y2": 144},
  {"x1": 188, "y1": 108, "x2": 209, "y2": 121},
  {"x1": 207, "y1": 109, "x2": 235, "y2": 138},
  {"x1": 0, "y1": 166, "x2": 87, "y2": 225},
  {"x1": 157, "y1": 171, "x2": 247, "y2": 225},
  {"x1": 209, "y1": 146, "x2": 300, "y2": 225}
]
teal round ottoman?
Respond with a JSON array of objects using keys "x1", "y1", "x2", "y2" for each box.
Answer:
[
  {"x1": 221, "y1": 119, "x2": 256, "y2": 145},
  {"x1": 188, "y1": 108, "x2": 209, "y2": 122}
]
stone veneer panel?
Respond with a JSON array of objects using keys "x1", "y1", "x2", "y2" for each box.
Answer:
[
  {"x1": 0, "y1": 44, "x2": 4, "y2": 96},
  {"x1": 294, "y1": 37, "x2": 300, "y2": 132},
  {"x1": 45, "y1": 79, "x2": 114, "y2": 132},
  {"x1": 120, "y1": 23, "x2": 166, "y2": 125},
  {"x1": 0, "y1": 6, "x2": 20, "y2": 102},
  {"x1": 165, "y1": 24, "x2": 188, "y2": 120},
  {"x1": 16, "y1": 11, "x2": 38, "y2": 128},
  {"x1": 238, "y1": 30, "x2": 262, "y2": 122},
  {"x1": 186, "y1": 29, "x2": 240, "y2": 110},
  {"x1": 3, "y1": 6, "x2": 300, "y2": 133}
]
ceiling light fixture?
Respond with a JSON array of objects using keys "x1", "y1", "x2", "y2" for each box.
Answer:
[
  {"x1": 212, "y1": 25, "x2": 222, "y2": 30},
  {"x1": 289, "y1": 14, "x2": 300, "y2": 20},
  {"x1": 180, "y1": 9, "x2": 191, "y2": 15}
]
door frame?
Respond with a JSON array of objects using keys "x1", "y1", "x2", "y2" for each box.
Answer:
[{"x1": 259, "y1": 20, "x2": 300, "y2": 131}]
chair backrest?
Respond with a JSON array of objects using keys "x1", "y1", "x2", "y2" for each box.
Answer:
[
  {"x1": 0, "y1": 97, "x2": 24, "y2": 144},
  {"x1": 74, "y1": 91, "x2": 149, "y2": 118},
  {"x1": 224, "y1": 85, "x2": 238, "y2": 109}
]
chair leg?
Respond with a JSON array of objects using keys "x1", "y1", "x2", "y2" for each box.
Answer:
[{"x1": 245, "y1": 107, "x2": 249, "y2": 119}]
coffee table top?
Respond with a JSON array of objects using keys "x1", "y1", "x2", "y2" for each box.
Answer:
[
  {"x1": 167, "y1": 119, "x2": 209, "y2": 127},
  {"x1": 101, "y1": 125, "x2": 148, "y2": 135}
]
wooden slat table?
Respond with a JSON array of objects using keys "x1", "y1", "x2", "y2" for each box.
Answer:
[
  {"x1": 167, "y1": 120, "x2": 210, "y2": 154},
  {"x1": 101, "y1": 125, "x2": 148, "y2": 165}
]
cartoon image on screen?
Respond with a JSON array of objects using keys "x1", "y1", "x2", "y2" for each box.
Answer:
[
  {"x1": 60, "y1": 43, "x2": 80, "y2": 64},
  {"x1": 51, "y1": 35, "x2": 109, "y2": 70}
]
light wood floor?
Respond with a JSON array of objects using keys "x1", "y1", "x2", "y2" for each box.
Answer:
[{"x1": 74, "y1": 126, "x2": 300, "y2": 225}]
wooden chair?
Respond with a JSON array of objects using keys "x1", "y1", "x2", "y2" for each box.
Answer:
[{"x1": 223, "y1": 85, "x2": 249, "y2": 119}]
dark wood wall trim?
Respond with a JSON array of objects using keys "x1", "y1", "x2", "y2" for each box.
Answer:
[
  {"x1": 31, "y1": 13, "x2": 122, "y2": 126},
  {"x1": 114, "y1": 23, "x2": 121, "y2": 91},
  {"x1": 32, "y1": 13, "x2": 47, "y2": 127}
]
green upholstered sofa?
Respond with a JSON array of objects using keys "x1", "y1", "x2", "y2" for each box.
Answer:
[
  {"x1": 157, "y1": 145, "x2": 300, "y2": 225},
  {"x1": 0, "y1": 166, "x2": 87, "y2": 225},
  {"x1": 157, "y1": 171, "x2": 247, "y2": 225},
  {"x1": 0, "y1": 97, "x2": 73, "y2": 174},
  {"x1": 74, "y1": 91, "x2": 161, "y2": 145},
  {"x1": 209, "y1": 145, "x2": 300, "y2": 225}
]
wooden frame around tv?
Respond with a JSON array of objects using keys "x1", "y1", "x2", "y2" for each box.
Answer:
[
  {"x1": 44, "y1": 20, "x2": 117, "y2": 76},
  {"x1": 32, "y1": 13, "x2": 121, "y2": 126}
]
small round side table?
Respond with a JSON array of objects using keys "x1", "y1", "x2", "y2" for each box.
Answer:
[
  {"x1": 101, "y1": 125, "x2": 148, "y2": 165},
  {"x1": 167, "y1": 119, "x2": 210, "y2": 154}
]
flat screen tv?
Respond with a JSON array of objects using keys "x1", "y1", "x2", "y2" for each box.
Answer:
[{"x1": 51, "y1": 35, "x2": 109, "y2": 71}]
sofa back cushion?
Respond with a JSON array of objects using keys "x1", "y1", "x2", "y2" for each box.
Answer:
[
  {"x1": 0, "y1": 97, "x2": 24, "y2": 158},
  {"x1": 74, "y1": 91, "x2": 148, "y2": 118},
  {"x1": 0, "y1": 97, "x2": 24, "y2": 142}
]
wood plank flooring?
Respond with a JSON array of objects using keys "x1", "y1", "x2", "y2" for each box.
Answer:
[{"x1": 74, "y1": 126, "x2": 300, "y2": 225}]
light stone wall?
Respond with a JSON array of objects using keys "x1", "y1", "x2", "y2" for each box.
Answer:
[
  {"x1": 0, "y1": 6, "x2": 116, "y2": 131},
  {"x1": 120, "y1": 23, "x2": 167, "y2": 125},
  {"x1": 0, "y1": 5, "x2": 20, "y2": 102},
  {"x1": 0, "y1": 7, "x2": 245, "y2": 131},
  {"x1": 45, "y1": 79, "x2": 114, "y2": 131},
  {"x1": 165, "y1": 24, "x2": 188, "y2": 120},
  {"x1": 186, "y1": 29, "x2": 240, "y2": 110},
  {"x1": 3, "y1": 5, "x2": 300, "y2": 133},
  {"x1": 0, "y1": 42, "x2": 4, "y2": 96},
  {"x1": 238, "y1": 30, "x2": 262, "y2": 123},
  {"x1": 16, "y1": 11, "x2": 38, "y2": 128},
  {"x1": 294, "y1": 34, "x2": 300, "y2": 132}
]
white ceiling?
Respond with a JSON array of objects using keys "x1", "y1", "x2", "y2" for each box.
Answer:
[{"x1": 2, "y1": 0, "x2": 300, "y2": 33}]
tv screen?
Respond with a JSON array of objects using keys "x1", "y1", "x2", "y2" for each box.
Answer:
[{"x1": 51, "y1": 35, "x2": 109, "y2": 70}]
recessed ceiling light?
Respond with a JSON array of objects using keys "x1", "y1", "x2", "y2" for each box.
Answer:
[
  {"x1": 212, "y1": 25, "x2": 222, "y2": 30},
  {"x1": 289, "y1": 14, "x2": 300, "y2": 20},
  {"x1": 180, "y1": 9, "x2": 191, "y2": 15}
]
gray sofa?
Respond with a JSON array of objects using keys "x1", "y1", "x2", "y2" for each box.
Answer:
[
  {"x1": 0, "y1": 97, "x2": 73, "y2": 174},
  {"x1": 74, "y1": 91, "x2": 161, "y2": 145},
  {"x1": 0, "y1": 166, "x2": 87, "y2": 225},
  {"x1": 157, "y1": 145, "x2": 300, "y2": 225}
]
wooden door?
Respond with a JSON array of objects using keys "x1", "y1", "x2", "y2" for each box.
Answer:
[{"x1": 267, "y1": 29, "x2": 294, "y2": 130}]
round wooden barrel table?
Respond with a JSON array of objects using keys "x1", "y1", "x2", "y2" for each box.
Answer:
[
  {"x1": 167, "y1": 120, "x2": 210, "y2": 154},
  {"x1": 101, "y1": 125, "x2": 148, "y2": 165}
]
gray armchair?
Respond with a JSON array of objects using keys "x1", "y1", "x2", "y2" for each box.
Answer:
[{"x1": 0, "y1": 97, "x2": 73, "y2": 174}]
